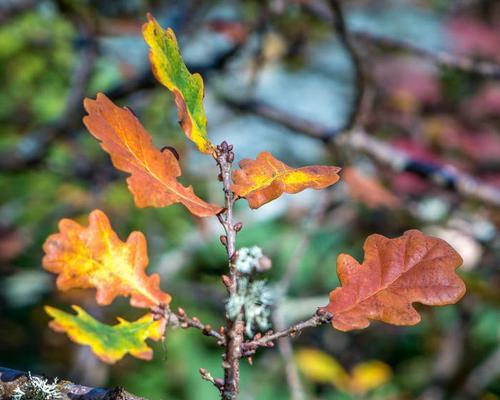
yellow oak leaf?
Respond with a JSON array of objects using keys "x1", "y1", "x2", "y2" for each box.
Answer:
[
  {"x1": 43, "y1": 209, "x2": 171, "y2": 309},
  {"x1": 45, "y1": 305, "x2": 165, "y2": 364},
  {"x1": 143, "y1": 14, "x2": 214, "y2": 155},
  {"x1": 231, "y1": 151, "x2": 341, "y2": 208}
]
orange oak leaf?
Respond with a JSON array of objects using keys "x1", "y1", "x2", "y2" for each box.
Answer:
[
  {"x1": 83, "y1": 93, "x2": 222, "y2": 217},
  {"x1": 43, "y1": 209, "x2": 171, "y2": 308},
  {"x1": 231, "y1": 152, "x2": 341, "y2": 208},
  {"x1": 324, "y1": 230, "x2": 465, "y2": 331},
  {"x1": 343, "y1": 167, "x2": 400, "y2": 209}
]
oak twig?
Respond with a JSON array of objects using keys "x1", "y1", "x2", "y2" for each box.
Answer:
[
  {"x1": 242, "y1": 309, "x2": 333, "y2": 354},
  {"x1": 162, "y1": 307, "x2": 226, "y2": 345},
  {"x1": 215, "y1": 141, "x2": 245, "y2": 400}
]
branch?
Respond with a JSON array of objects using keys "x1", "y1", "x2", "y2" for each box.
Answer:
[
  {"x1": 327, "y1": 0, "x2": 366, "y2": 136},
  {"x1": 223, "y1": 97, "x2": 500, "y2": 207},
  {"x1": 164, "y1": 307, "x2": 226, "y2": 345},
  {"x1": 0, "y1": 367, "x2": 144, "y2": 400},
  {"x1": 303, "y1": 0, "x2": 500, "y2": 79},
  {"x1": 352, "y1": 30, "x2": 500, "y2": 80},
  {"x1": 214, "y1": 141, "x2": 245, "y2": 400},
  {"x1": 242, "y1": 309, "x2": 333, "y2": 354}
]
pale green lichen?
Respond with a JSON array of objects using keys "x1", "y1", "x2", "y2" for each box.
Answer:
[{"x1": 12, "y1": 372, "x2": 62, "y2": 400}]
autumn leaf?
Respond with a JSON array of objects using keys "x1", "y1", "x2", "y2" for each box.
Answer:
[
  {"x1": 43, "y1": 209, "x2": 171, "y2": 308},
  {"x1": 142, "y1": 14, "x2": 214, "y2": 155},
  {"x1": 295, "y1": 348, "x2": 391, "y2": 394},
  {"x1": 343, "y1": 167, "x2": 400, "y2": 209},
  {"x1": 324, "y1": 229, "x2": 465, "y2": 331},
  {"x1": 45, "y1": 305, "x2": 165, "y2": 364},
  {"x1": 83, "y1": 93, "x2": 222, "y2": 217},
  {"x1": 232, "y1": 152, "x2": 341, "y2": 208}
]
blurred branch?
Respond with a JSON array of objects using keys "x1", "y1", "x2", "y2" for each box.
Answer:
[
  {"x1": 0, "y1": 367, "x2": 144, "y2": 400},
  {"x1": 326, "y1": 0, "x2": 365, "y2": 137},
  {"x1": 223, "y1": 97, "x2": 500, "y2": 207},
  {"x1": 0, "y1": 12, "x2": 98, "y2": 172},
  {"x1": 272, "y1": 311, "x2": 307, "y2": 400},
  {"x1": 351, "y1": 30, "x2": 500, "y2": 80},
  {"x1": 0, "y1": 27, "x2": 243, "y2": 172},
  {"x1": 453, "y1": 346, "x2": 500, "y2": 400},
  {"x1": 304, "y1": 0, "x2": 500, "y2": 79}
]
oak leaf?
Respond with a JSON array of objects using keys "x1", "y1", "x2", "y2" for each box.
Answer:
[
  {"x1": 83, "y1": 93, "x2": 222, "y2": 217},
  {"x1": 43, "y1": 209, "x2": 170, "y2": 308},
  {"x1": 231, "y1": 152, "x2": 341, "y2": 208},
  {"x1": 143, "y1": 14, "x2": 214, "y2": 155},
  {"x1": 45, "y1": 305, "x2": 165, "y2": 364},
  {"x1": 324, "y1": 230, "x2": 465, "y2": 331}
]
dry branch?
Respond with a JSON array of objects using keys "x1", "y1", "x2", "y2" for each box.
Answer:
[{"x1": 0, "y1": 367, "x2": 144, "y2": 400}]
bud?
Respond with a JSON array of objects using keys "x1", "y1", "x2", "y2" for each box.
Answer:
[
  {"x1": 221, "y1": 275, "x2": 232, "y2": 287},
  {"x1": 220, "y1": 235, "x2": 228, "y2": 246},
  {"x1": 220, "y1": 141, "x2": 228, "y2": 151},
  {"x1": 227, "y1": 152, "x2": 234, "y2": 163},
  {"x1": 234, "y1": 222, "x2": 243, "y2": 232},
  {"x1": 177, "y1": 307, "x2": 186, "y2": 317},
  {"x1": 202, "y1": 324, "x2": 212, "y2": 335}
]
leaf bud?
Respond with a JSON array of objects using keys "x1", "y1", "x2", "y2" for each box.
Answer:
[
  {"x1": 220, "y1": 235, "x2": 228, "y2": 246},
  {"x1": 234, "y1": 222, "x2": 243, "y2": 232},
  {"x1": 221, "y1": 274, "x2": 232, "y2": 287},
  {"x1": 202, "y1": 324, "x2": 213, "y2": 335}
]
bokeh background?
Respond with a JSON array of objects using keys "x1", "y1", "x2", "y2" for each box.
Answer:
[{"x1": 0, "y1": 0, "x2": 499, "y2": 399}]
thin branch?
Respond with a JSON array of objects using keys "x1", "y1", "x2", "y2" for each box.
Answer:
[
  {"x1": 303, "y1": 0, "x2": 500, "y2": 79},
  {"x1": 453, "y1": 346, "x2": 500, "y2": 400},
  {"x1": 215, "y1": 141, "x2": 245, "y2": 400},
  {"x1": 223, "y1": 97, "x2": 500, "y2": 207},
  {"x1": 351, "y1": 30, "x2": 500, "y2": 79},
  {"x1": 327, "y1": 0, "x2": 365, "y2": 136},
  {"x1": 272, "y1": 310, "x2": 307, "y2": 400},
  {"x1": 0, "y1": 367, "x2": 144, "y2": 400},
  {"x1": 163, "y1": 307, "x2": 226, "y2": 345},
  {"x1": 243, "y1": 309, "x2": 333, "y2": 353}
]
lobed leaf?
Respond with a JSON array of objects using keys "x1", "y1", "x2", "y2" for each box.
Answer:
[
  {"x1": 231, "y1": 151, "x2": 341, "y2": 208},
  {"x1": 324, "y1": 230, "x2": 466, "y2": 331},
  {"x1": 43, "y1": 209, "x2": 171, "y2": 308},
  {"x1": 45, "y1": 305, "x2": 165, "y2": 364},
  {"x1": 83, "y1": 93, "x2": 222, "y2": 217},
  {"x1": 142, "y1": 14, "x2": 214, "y2": 155}
]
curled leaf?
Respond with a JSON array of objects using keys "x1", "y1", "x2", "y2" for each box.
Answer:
[
  {"x1": 83, "y1": 93, "x2": 222, "y2": 217},
  {"x1": 325, "y1": 229, "x2": 465, "y2": 331},
  {"x1": 232, "y1": 152, "x2": 341, "y2": 208},
  {"x1": 143, "y1": 14, "x2": 214, "y2": 155},
  {"x1": 43, "y1": 209, "x2": 170, "y2": 308},
  {"x1": 45, "y1": 305, "x2": 165, "y2": 364}
]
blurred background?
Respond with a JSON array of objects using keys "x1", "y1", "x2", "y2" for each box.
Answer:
[{"x1": 0, "y1": 0, "x2": 499, "y2": 399}]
